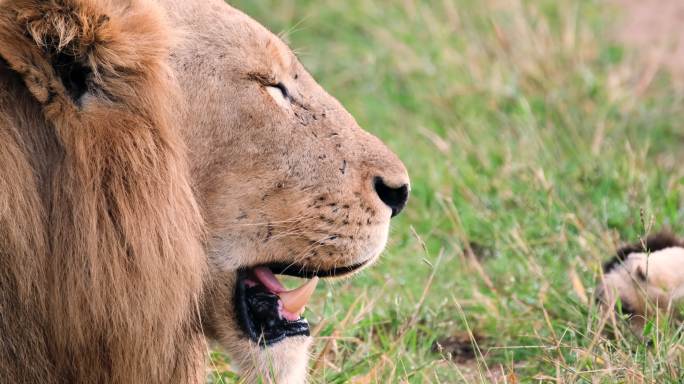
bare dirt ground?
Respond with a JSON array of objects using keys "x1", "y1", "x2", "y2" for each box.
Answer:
[{"x1": 615, "y1": 0, "x2": 684, "y2": 81}]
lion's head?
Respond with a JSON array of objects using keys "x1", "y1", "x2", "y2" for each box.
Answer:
[
  {"x1": 168, "y1": 1, "x2": 409, "y2": 272},
  {"x1": 162, "y1": 0, "x2": 409, "y2": 380},
  {"x1": 0, "y1": 0, "x2": 408, "y2": 382}
]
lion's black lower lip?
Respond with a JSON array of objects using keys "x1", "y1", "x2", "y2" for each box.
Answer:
[
  {"x1": 266, "y1": 260, "x2": 370, "y2": 278},
  {"x1": 235, "y1": 270, "x2": 309, "y2": 347},
  {"x1": 234, "y1": 261, "x2": 369, "y2": 347}
]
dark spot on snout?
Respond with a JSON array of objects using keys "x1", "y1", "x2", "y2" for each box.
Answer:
[{"x1": 264, "y1": 223, "x2": 273, "y2": 242}]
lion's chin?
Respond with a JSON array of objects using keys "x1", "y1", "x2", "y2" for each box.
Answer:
[
  {"x1": 236, "y1": 335, "x2": 313, "y2": 384},
  {"x1": 234, "y1": 261, "x2": 370, "y2": 346}
]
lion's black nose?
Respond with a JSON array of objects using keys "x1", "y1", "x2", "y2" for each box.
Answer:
[{"x1": 373, "y1": 177, "x2": 409, "y2": 217}]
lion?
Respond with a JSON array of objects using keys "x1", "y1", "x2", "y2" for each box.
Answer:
[{"x1": 0, "y1": 0, "x2": 409, "y2": 383}]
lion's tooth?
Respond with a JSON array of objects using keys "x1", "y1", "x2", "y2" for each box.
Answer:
[{"x1": 278, "y1": 276, "x2": 319, "y2": 315}]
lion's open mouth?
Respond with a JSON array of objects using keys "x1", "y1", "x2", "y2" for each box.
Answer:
[{"x1": 235, "y1": 261, "x2": 369, "y2": 347}]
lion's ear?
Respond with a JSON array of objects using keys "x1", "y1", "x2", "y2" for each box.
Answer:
[{"x1": 0, "y1": 0, "x2": 170, "y2": 109}]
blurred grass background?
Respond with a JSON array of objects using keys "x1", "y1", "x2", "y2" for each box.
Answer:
[{"x1": 210, "y1": 0, "x2": 684, "y2": 382}]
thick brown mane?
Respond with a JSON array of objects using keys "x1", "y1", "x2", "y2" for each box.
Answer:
[{"x1": 0, "y1": 1, "x2": 206, "y2": 382}]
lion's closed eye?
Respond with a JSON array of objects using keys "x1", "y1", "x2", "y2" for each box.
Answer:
[{"x1": 266, "y1": 82, "x2": 290, "y2": 108}]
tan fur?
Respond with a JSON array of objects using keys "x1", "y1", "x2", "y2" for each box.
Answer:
[
  {"x1": 598, "y1": 245, "x2": 684, "y2": 332},
  {"x1": 0, "y1": 0, "x2": 409, "y2": 382},
  {"x1": 160, "y1": 1, "x2": 408, "y2": 381}
]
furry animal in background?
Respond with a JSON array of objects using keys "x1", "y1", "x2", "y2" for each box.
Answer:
[{"x1": 597, "y1": 232, "x2": 684, "y2": 331}]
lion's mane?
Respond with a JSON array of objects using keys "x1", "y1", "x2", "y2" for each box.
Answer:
[{"x1": 0, "y1": 1, "x2": 206, "y2": 382}]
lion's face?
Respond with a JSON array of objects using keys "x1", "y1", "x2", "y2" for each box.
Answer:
[
  {"x1": 162, "y1": 0, "x2": 409, "y2": 380},
  {"x1": 168, "y1": 2, "x2": 408, "y2": 272}
]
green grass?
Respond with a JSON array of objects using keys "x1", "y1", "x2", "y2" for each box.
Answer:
[{"x1": 210, "y1": 0, "x2": 684, "y2": 382}]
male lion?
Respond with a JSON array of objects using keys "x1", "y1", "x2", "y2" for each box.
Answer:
[{"x1": 0, "y1": 0, "x2": 409, "y2": 383}]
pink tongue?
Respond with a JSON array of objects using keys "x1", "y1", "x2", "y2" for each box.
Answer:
[{"x1": 253, "y1": 267, "x2": 286, "y2": 293}]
